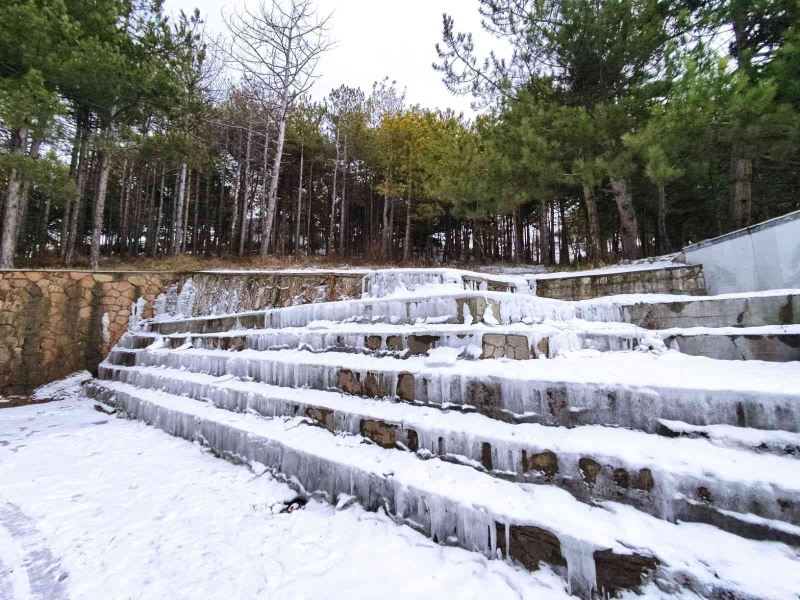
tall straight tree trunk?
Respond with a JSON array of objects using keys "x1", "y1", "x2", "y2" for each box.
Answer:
[
  {"x1": 731, "y1": 157, "x2": 752, "y2": 230},
  {"x1": 609, "y1": 177, "x2": 640, "y2": 260},
  {"x1": 171, "y1": 163, "x2": 187, "y2": 256},
  {"x1": 582, "y1": 183, "x2": 603, "y2": 263},
  {"x1": 65, "y1": 140, "x2": 91, "y2": 266},
  {"x1": 0, "y1": 127, "x2": 29, "y2": 269},
  {"x1": 238, "y1": 117, "x2": 253, "y2": 257},
  {"x1": 307, "y1": 162, "x2": 314, "y2": 256},
  {"x1": 119, "y1": 159, "x2": 130, "y2": 256},
  {"x1": 403, "y1": 195, "x2": 411, "y2": 261},
  {"x1": 327, "y1": 123, "x2": 340, "y2": 255},
  {"x1": 338, "y1": 134, "x2": 348, "y2": 255},
  {"x1": 89, "y1": 141, "x2": 113, "y2": 270},
  {"x1": 295, "y1": 145, "x2": 304, "y2": 255},
  {"x1": 381, "y1": 196, "x2": 391, "y2": 259},
  {"x1": 181, "y1": 171, "x2": 192, "y2": 253},
  {"x1": 558, "y1": 199, "x2": 569, "y2": 265},
  {"x1": 656, "y1": 183, "x2": 671, "y2": 254},
  {"x1": 538, "y1": 199, "x2": 551, "y2": 266},
  {"x1": 261, "y1": 96, "x2": 289, "y2": 258},
  {"x1": 151, "y1": 165, "x2": 166, "y2": 256},
  {"x1": 193, "y1": 172, "x2": 202, "y2": 255}
]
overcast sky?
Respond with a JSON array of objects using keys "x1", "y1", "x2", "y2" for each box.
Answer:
[{"x1": 164, "y1": 0, "x2": 490, "y2": 116}]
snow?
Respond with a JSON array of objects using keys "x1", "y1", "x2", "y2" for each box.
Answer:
[
  {"x1": 528, "y1": 255, "x2": 683, "y2": 280},
  {"x1": 86, "y1": 379, "x2": 800, "y2": 600},
  {"x1": 0, "y1": 396, "x2": 573, "y2": 600},
  {"x1": 122, "y1": 344, "x2": 800, "y2": 431},
  {"x1": 99, "y1": 361, "x2": 800, "y2": 523}
]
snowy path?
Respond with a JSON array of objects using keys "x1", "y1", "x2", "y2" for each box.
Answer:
[{"x1": 0, "y1": 396, "x2": 575, "y2": 600}]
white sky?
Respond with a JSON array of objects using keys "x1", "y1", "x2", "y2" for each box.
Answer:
[{"x1": 164, "y1": 0, "x2": 491, "y2": 117}]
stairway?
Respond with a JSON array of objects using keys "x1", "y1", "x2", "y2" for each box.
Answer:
[{"x1": 86, "y1": 268, "x2": 800, "y2": 599}]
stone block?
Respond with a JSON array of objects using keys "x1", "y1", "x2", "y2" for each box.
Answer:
[
  {"x1": 505, "y1": 334, "x2": 530, "y2": 360},
  {"x1": 482, "y1": 333, "x2": 506, "y2": 359},
  {"x1": 306, "y1": 407, "x2": 335, "y2": 432},
  {"x1": 337, "y1": 369, "x2": 363, "y2": 395},
  {"x1": 396, "y1": 372, "x2": 415, "y2": 402},
  {"x1": 407, "y1": 335, "x2": 439, "y2": 356},
  {"x1": 594, "y1": 549, "x2": 657, "y2": 596},
  {"x1": 364, "y1": 335, "x2": 382, "y2": 351},
  {"x1": 528, "y1": 451, "x2": 558, "y2": 479},
  {"x1": 578, "y1": 457, "x2": 602, "y2": 486},
  {"x1": 359, "y1": 419, "x2": 397, "y2": 448},
  {"x1": 495, "y1": 523, "x2": 566, "y2": 571}
]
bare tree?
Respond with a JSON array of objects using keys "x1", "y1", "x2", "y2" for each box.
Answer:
[{"x1": 223, "y1": 0, "x2": 332, "y2": 257}]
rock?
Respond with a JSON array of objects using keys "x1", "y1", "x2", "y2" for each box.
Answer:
[
  {"x1": 360, "y1": 419, "x2": 397, "y2": 448},
  {"x1": 306, "y1": 407, "x2": 335, "y2": 432},
  {"x1": 337, "y1": 369, "x2": 363, "y2": 395},
  {"x1": 579, "y1": 457, "x2": 602, "y2": 487},
  {"x1": 495, "y1": 522, "x2": 566, "y2": 571},
  {"x1": 396, "y1": 373, "x2": 415, "y2": 402},
  {"x1": 594, "y1": 548, "x2": 658, "y2": 596},
  {"x1": 529, "y1": 451, "x2": 559, "y2": 479}
]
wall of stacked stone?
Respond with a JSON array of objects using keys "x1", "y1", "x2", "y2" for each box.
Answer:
[
  {"x1": 0, "y1": 271, "x2": 180, "y2": 397},
  {"x1": 535, "y1": 265, "x2": 706, "y2": 301},
  {"x1": 0, "y1": 270, "x2": 365, "y2": 397}
]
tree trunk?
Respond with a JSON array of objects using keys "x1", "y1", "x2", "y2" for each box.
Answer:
[
  {"x1": 0, "y1": 127, "x2": 30, "y2": 268},
  {"x1": 261, "y1": 97, "x2": 289, "y2": 258},
  {"x1": 558, "y1": 199, "x2": 569, "y2": 265},
  {"x1": 339, "y1": 134, "x2": 348, "y2": 255},
  {"x1": 119, "y1": 159, "x2": 130, "y2": 256},
  {"x1": 731, "y1": 156, "x2": 752, "y2": 230},
  {"x1": 582, "y1": 183, "x2": 603, "y2": 263},
  {"x1": 403, "y1": 195, "x2": 412, "y2": 261},
  {"x1": 381, "y1": 196, "x2": 391, "y2": 259},
  {"x1": 656, "y1": 183, "x2": 671, "y2": 254},
  {"x1": 239, "y1": 118, "x2": 253, "y2": 257},
  {"x1": 538, "y1": 199, "x2": 551, "y2": 266},
  {"x1": 327, "y1": 123, "x2": 340, "y2": 255},
  {"x1": 295, "y1": 145, "x2": 304, "y2": 255},
  {"x1": 89, "y1": 136, "x2": 113, "y2": 270},
  {"x1": 307, "y1": 162, "x2": 314, "y2": 256},
  {"x1": 171, "y1": 162, "x2": 187, "y2": 256},
  {"x1": 609, "y1": 176, "x2": 640, "y2": 260}
]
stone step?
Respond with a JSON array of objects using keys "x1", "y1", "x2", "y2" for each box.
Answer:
[
  {"x1": 148, "y1": 291, "x2": 581, "y2": 336},
  {"x1": 118, "y1": 320, "x2": 653, "y2": 361},
  {"x1": 85, "y1": 379, "x2": 800, "y2": 600},
  {"x1": 656, "y1": 419, "x2": 800, "y2": 456},
  {"x1": 123, "y1": 319, "x2": 800, "y2": 363},
  {"x1": 97, "y1": 362, "x2": 800, "y2": 542},
  {"x1": 662, "y1": 324, "x2": 800, "y2": 362},
  {"x1": 363, "y1": 268, "x2": 533, "y2": 297},
  {"x1": 604, "y1": 289, "x2": 800, "y2": 329},
  {"x1": 104, "y1": 346, "x2": 800, "y2": 433}
]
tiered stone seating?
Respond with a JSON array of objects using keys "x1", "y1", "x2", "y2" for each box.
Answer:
[{"x1": 86, "y1": 268, "x2": 800, "y2": 599}]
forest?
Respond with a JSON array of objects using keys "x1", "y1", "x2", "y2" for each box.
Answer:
[{"x1": 0, "y1": 0, "x2": 798, "y2": 270}]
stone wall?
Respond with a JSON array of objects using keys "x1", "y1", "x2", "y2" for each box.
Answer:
[
  {"x1": 535, "y1": 264, "x2": 706, "y2": 301},
  {"x1": 0, "y1": 269, "x2": 365, "y2": 397},
  {"x1": 187, "y1": 271, "x2": 364, "y2": 315},
  {"x1": 0, "y1": 270, "x2": 179, "y2": 396}
]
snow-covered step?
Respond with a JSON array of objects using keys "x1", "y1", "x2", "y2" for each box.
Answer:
[
  {"x1": 149, "y1": 291, "x2": 583, "y2": 336},
  {"x1": 98, "y1": 362, "x2": 800, "y2": 542},
  {"x1": 362, "y1": 268, "x2": 534, "y2": 297},
  {"x1": 657, "y1": 419, "x2": 800, "y2": 456},
  {"x1": 105, "y1": 346, "x2": 800, "y2": 433},
  {"x1": 589, "y1": 289, "x2": 800, "y2": 329},
  {"x1": 84, "y1": 380, "x2": 800, "y2": 600},
  {"x1": 120, "y1": 319, "x2": 656, "y2": 360},
  {"x1": 662, "y1": 324, "x2": 800, "y2": 362}
]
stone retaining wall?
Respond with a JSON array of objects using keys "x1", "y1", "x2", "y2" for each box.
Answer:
[
  {"x1": 0, "y1": 270, "x2": 365, "y2": 396},
  {"x1": 0, "y1": 270, "x2": 179, "y2": 396},
  {"x1": 535, "y1": 264, "x2": 706, "y2": 301}
]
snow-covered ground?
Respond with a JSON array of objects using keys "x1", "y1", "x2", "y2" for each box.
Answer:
[{"x1": 0, "y1": 391, "x2": 578, "y2": 600}]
